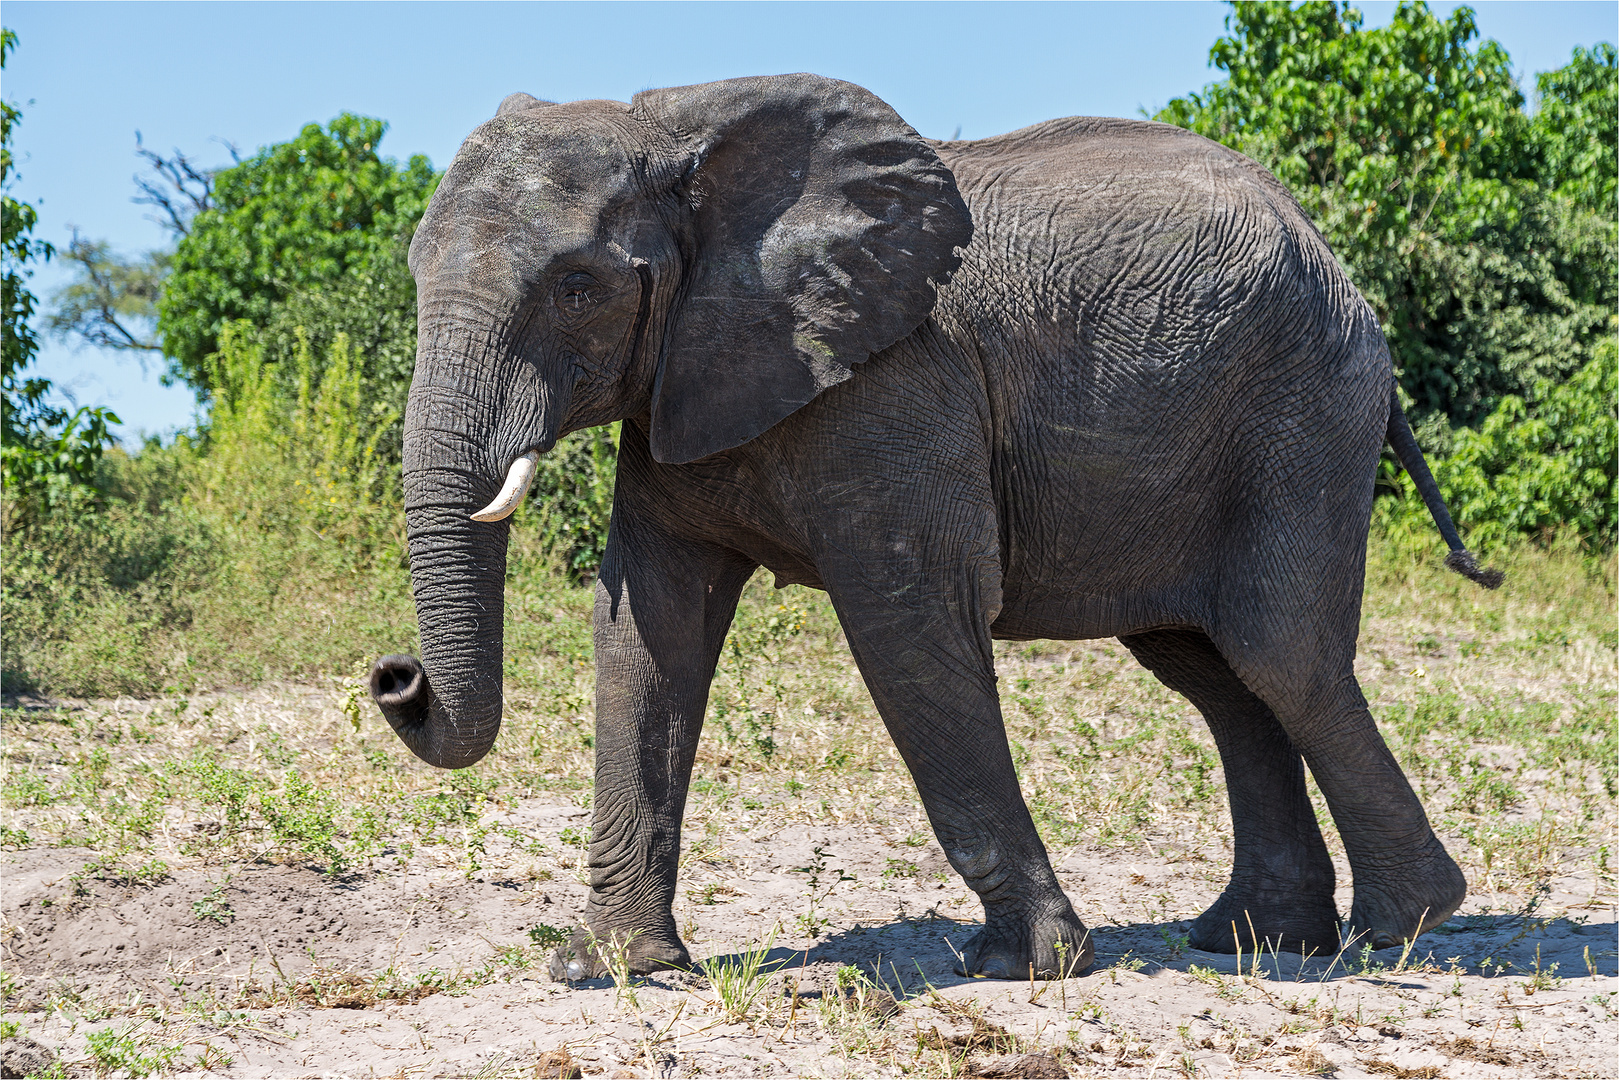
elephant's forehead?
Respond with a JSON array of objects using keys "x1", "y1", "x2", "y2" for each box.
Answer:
[
  {"x1": 417, "y1": 107, "x2": 663, "y2": 278},
  {"x1": 455, "y1": 107, "x2": 649, "y2": 209}
]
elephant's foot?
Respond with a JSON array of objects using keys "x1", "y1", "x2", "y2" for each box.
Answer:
[
  {"x1": 549, "y1": 924, "x2": 690, "y2": 981},
  {"x1": 1189, "y1": 885, "x2": 1341, "y2": 957},
  {"x1": 953, "y1": 903, "x2": 1094, "y2": 980},
  {"x1": 1344, "y1": 851, "x2": 1467, "y2": 952}
]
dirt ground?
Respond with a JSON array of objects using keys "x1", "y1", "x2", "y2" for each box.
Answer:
[
  {"x1": 2, "y1": 760, "x2": 1614, "y2": 1078},
  {"x1": 2, "y1": 559, "x2": 1615, "y2": 1077}
]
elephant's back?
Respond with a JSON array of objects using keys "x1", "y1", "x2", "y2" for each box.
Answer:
[
  {"x1": 930, "y1": 118, "x2": 1391, "y2": 635},
  {"x1": 933, "y1": 116, "x2": 1306, "y2": 223},
  {"x1": 931, "y1": 113, "x2": 1380, "y2": 433},
  {"x1": 932, "y1": 116, "x2": 1353, "y2": 339}
]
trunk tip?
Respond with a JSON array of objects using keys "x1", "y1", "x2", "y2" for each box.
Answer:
[{"x1": 371, "y1": 654, "x2": 430, "y2": 729}]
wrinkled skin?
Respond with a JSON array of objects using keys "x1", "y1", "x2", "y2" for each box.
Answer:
[{"x1": 373, "y1": 75, "x2": 1475, "y2": 980}]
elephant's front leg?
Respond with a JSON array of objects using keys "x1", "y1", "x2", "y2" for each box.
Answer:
[
  {"x1": 826, "y1": 563, "x2": 1094, "y2": 979},
  {"x1": 551, "y1": 520, "x2": 754, "y2": 979}
]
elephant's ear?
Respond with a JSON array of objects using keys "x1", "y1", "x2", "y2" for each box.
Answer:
[{"x1": 632, "y1": 74, "x2": 973, "y2": 464}]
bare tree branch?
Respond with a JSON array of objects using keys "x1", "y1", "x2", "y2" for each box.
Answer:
[{"x1": 132, "y1": 131, "x2": 219, "y2": 238}]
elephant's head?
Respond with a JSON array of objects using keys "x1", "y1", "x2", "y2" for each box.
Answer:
[{"x1": 370, "y1": 74, "x2": 972, "y2": 768}]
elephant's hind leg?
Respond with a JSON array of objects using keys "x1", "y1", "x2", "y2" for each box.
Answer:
[
  {"x1": 1120, "y1": 628, "x2": 1341, "y2": 955},
  {"x1": 1209, "y1": 619, "x2": 1467, "y2": 954}
]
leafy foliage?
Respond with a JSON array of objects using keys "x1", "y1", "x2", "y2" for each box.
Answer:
[
  {"x1": 1, "y1": 325, "x2": 412, "y2": 695},
  {"x1": 195, "y1": 322, "x2": 398, "y2": 541},
  {"x1": 1158, "y1": 2, "x2": 1616, "y2": 446},
  {"x1": 2, "y1": 404, "x2": 122, "y2": 511},
  {"x1": 1, "y1": 28, "x2": 119, "y2": 505},
  {"x1": 528, "y1": 426, "x2": 619, "y2": 579},
  {"x1": 1535, "y1": 43, "x2": 1619, "y2": 216},
  {"x1": 1382, "y1": 344, "x2": 1617, "y2": 544},
  {"x1": 156, "y1": 113, "x2": 438, "y2": 399},
  {"x1": 252, "y1": 237, "x2": 420, "y2": 449},
  {"x1": 0, "y1": 315, "x2": 611, "y2": 696},
  {"x1": 0, "y1": 31, "x2": 51, "y2": 411}
]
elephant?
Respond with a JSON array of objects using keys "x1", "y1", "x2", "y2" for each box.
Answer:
[{"x1": 369, "y1": 73, "x2": 1502, "y2": 981}]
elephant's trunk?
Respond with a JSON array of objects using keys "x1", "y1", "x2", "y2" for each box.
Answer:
[
  {"x1": 372, "y1": 318, "x2": 519, "y2": 768},
  {"x1": 373, "y1": 500, "x2": 509, "y2": 768}
]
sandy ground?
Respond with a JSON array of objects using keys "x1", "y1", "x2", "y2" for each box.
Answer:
[{"x1": 3, "y1": 794, "x2": 1615, "y2": 1078}]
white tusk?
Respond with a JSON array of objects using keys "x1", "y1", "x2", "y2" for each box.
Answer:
[{"x1": 471, "y1": 450, "x2": 540, "y2": 522}]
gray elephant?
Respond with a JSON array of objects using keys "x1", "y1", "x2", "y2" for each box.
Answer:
[{"x1": 369, "y1": 74, "x2": 1500, "y2": 980}]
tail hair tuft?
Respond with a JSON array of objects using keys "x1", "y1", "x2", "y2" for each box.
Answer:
[{"x1": 1444, "y1": 549, "x2": 1505, "y2": 590}]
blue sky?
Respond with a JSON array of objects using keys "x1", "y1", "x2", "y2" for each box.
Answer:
[{"x1": 5, "y1": 1, "x2": 1615, "y2": 438}]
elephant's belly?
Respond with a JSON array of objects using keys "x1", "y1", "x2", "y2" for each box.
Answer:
[{"x1": 990, "y1": 581, "x2": 1204, "y2": 643}]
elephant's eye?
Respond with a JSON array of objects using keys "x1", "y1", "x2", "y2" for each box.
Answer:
[{"x1": 556, "y1": 274, "x2": 599, "y2": 315}]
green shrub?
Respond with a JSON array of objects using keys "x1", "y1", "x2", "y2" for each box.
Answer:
[
  {"x1": 1382, "y1": 346, "x2": 1616, "y2": 546},
  {"x1": 524, "y1": 424, "x2": 618, "y2": 580},
  {"x1": 2, "y1": 321, "x2": 618, "y2": 696},
  {"x1": 2, "y1": 323, "x2": 416, "y2": 696},
  {"x1": 157, "y1": 114, "x2": 438, "y2": 391}
]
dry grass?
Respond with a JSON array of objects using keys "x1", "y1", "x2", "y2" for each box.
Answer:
[{"x1": 3, "y1": 535, "x2": 1613, "y2": 916}]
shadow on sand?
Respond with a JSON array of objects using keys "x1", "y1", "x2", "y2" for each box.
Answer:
[{"x1": 613, "y1": 909, "x2": 1616, "y2": 997}]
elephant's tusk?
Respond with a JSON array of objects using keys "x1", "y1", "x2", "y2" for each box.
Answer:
[{"x1": 470, "y1": 450, "x2": 540, "y2": 522}]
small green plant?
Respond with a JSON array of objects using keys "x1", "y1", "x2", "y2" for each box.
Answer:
[
  {"x1": 1157, "y1": 925, "x2": 1191, "y2": 958},
  {"x1": 590, "y1": 929, "x2": 643, "y2": 1014},
  {"x1": 85, "y1": 1023, "x2": 185, "y2": 1079},
  {"x1": 174, "y1": 755, "x2": 261, "y2": 835},
  {"x1": 70, "y1": 855, "x2": 170, "y2": 893},
  {"x1": 462, "y1": 822, "x2": 490, "y2": 878},
  {"x1": 882, "y1": 857, "x2": 920, "y2": 879},
  {"x1": 1105, "y1": 953, "x2": 1148, "y2": 985},
  {"x1": 527, "y1": 923, "x2": 569, "y2": 949},
  {"x1": 688, "y1": 881, "x2": 740, "y2": 905},
  {"x1": 791, "y1": 844, "x2": 856, "y2": 937},
  {"x1": 703, "y1": 925, "x2": 784, "y2": 1025},
  {"x1": 1520, "y1": 945, "x2": 1562, "y2": 994},
  {"x1": 1, "y1": 770, "x2": 55, "y2": 808},
  {"x1": 493, "y1": 943, "x2": 531, "y2": 969},
  {"x1": 190, "y1": 1043, "x2": 234, "y2": 1071},
  {"x1": 261, "y1": 773, "x2": 346, "y2": 871},
  {"x1": 191, "y1": 880, "x2": 234, "y2": 925},
  {"x1": 337, "y1": 657, "x2": 371, "y2": 732}
]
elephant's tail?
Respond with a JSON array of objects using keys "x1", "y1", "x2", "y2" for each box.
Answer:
[{"x1": 1384, "y1": 388, "x2": 1504, "y2": 590}]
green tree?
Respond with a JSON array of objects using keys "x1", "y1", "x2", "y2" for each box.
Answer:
[
  {"x1": 1158, "y1": 2, "x2": 1617, "y2": 446},
  {"x1": 48, "y1": 233, "x2": 168, "y2": 354},
  {"x1": 1535, "y1": 43, "x2": 1618, "y2": 217},
  {"x1": 2, "y1": 27, "x2": 58, "y2": 443},
  {"x1": 2, "y1": 28, "x2": 119, "y2": 504},
  {"x1": 157, "y1": 114, "x2": 438, "y2": 393}
]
